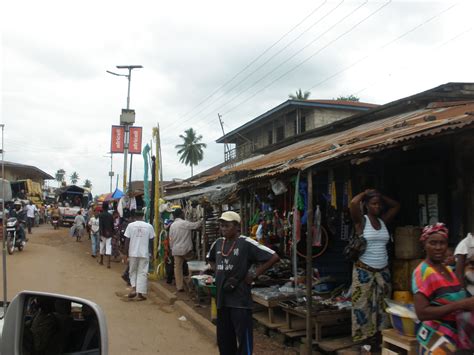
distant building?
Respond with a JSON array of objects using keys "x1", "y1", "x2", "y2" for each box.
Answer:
[
  {"x1": 216, "y1": 99, "x2": 377, "y2": 164},
  {"x1": 2, "y1": 161, "x2": 53, "y2": 186}
]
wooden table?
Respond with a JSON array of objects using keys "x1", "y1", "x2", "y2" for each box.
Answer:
[
  {"x1": 382, "y1": 328, "x2": 417, "y2": 355},
  {"x1": 283, "y1": 307, "x2": 350, "y2": 342},
  {"x1": 252, "y1": 294, "x2": 294, "y2": 326}
]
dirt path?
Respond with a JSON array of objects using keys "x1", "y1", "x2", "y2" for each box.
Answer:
[{"x1": 0, "y1": 224, "x2": 217, "y2": 354}]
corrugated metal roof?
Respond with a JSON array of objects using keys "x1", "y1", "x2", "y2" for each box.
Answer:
[{"x1": 205, "y1": 101, "x2": 474, "y2": 182}]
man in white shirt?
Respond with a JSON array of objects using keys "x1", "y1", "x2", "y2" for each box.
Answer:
[
  {"x1": 25, "y1": 201, "x2": 37, "y2": 234},
  {"x1": 455, "y1": 232, "x2": 474, "y2": 286},
  {"x1": 124, "y1": 211, "x2": 155, "y2": 301},
  {"x1": 168, "y1": 208, "x2": 203, "y2": 292}
]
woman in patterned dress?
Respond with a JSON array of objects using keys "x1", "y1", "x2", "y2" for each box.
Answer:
[
  {"x1": 349, "y1": 189, "x2": 400, "y2": 343},
  {"x1": 412, "y1": 223, "x2": 474, "y2": 353}
]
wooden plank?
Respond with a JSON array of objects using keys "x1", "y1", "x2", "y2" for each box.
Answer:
[
  {"x1": 252, "y1": 311, "x2": 285, "y2": 329},
  {"x1": 317, "y1": 336, "x2": 357, "y2": 352}
]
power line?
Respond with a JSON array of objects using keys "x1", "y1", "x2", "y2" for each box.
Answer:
[
  {"x1": 352, "y1": 25, "x2": 472, "y2": 97},
  {"x1": 306, "y1": 1, "x2": 460, "y2": 93},
  {"x1": 210, "y1": 0, "x2": 391, "y2": 124},
  {"x1": 174, "y1": 1, "x2": 329, "y2": 121},
  {"x1": 167, "y1": 0, "x2": 371, "y2": 132},
  {"x1": 166, "y1": 1, "x2": 344, "y2": 131}
]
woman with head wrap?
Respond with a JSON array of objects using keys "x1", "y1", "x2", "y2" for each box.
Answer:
[
  {"x1": 412, "y1": 223, "x2": 474, "y2": 353},
  {"x1": 349, "y1": 189, "x2": 400, "y2": 343}
]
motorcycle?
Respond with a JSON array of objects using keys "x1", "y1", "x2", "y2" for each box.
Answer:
[
  {"x1": 6, "y1": 217, "x2": 26, "y2": 255},
  {"x1": 51, "y1": 216, "x2": 60, "y2": 230}
]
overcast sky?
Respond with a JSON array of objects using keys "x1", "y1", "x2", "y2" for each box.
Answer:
[{"x1": 1, "y1": 0, "x2": 473, "y2": 195}]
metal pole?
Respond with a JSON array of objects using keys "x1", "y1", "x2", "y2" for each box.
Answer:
[
  {"x1": 2, "y1": 124, "x2": 7, "y2": 315},
  {"x1": 129, "y1": 154, "x2": 133, "y2": 193},
  {"x1": 126, "y1": 68, "x2": 131, "y2": 110},
  {"x1": 305, "y1": 169, "x2": 314, "y2": 354},
  {"x1": 123, "y1": 125, "x2": 129, "y2": 193},
  {"x1": 110, "y1": 153, "x2": 113, "y2": 193}
]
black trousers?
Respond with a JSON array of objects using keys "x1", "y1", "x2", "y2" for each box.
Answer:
[
  {"x1": 216, "y1": 307, "x2": 253, "y2": 355},
  {"x1": 27, "y1": 217, "x2": 34, "y2": 233}
]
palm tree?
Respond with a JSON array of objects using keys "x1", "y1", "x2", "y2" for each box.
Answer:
[
  {"x1": 84, "y1": 179, "x2": 92, "y2": 189},
  {"x1": 289, "y1": 89, "x2": 311, "y2": 100},
  {"x1": 70, "y1": 172, "x2": 80, "y2": 185},
  {"x1": 175, "y1": 128, "x2": 207, "y2": 177},
  {"x1": 55, "y1": 169, "x2": 66, "y2": 187}
]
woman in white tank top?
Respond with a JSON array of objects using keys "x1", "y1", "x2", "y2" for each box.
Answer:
[{"x1": 349, "y1": 189, "x2": 400, "y2": 343}]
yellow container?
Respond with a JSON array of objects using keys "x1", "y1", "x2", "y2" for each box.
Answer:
[
  {"x1": 392, "y1": 259, "x2": 423, "y2": 291},
  {"x1": 393, "y1": 291, "x2": 414, "y2": 304}
]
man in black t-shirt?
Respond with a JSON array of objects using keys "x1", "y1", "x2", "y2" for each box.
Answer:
[
  {"x1": 98, "y1": 201, "x2": 114, "y2": 268},
  {"x1": 207, "y1": 211, "x2": 279, "y2": 355}
]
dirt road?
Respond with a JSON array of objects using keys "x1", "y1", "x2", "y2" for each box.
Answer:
[{"x1": 0, "y1": 224, "x2": 217, "y2": 354}]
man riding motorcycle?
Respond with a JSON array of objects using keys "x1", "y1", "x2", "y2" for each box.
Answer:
[{"x1": 8, "y1": 201, "x2": 27, "y2": 243}]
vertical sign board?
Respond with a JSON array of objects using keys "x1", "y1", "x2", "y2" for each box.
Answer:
[
  {"x1": 111, "y1": 125, "x2": 125, "y2": 153},
  {"x1": 129, "y1": 127, "x2": 143, "y2": 154}
]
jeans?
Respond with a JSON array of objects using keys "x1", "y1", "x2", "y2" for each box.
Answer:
[
  {"x1": 91, "y1": 232, "x2": 99, "y2": 256},
  {"x1": 27, "y1": 217, "x2": 34, "y2": 233}
]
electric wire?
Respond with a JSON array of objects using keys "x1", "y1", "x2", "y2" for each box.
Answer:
[
  {"x1": 352, "y1": 25, "x2": 472, "y2": 97},
  {"x1": 168, "y1": 1, "x2": 343, "y2": 129},
  {"x1": 306, "y1": 1, "x2": 460, "y2": 92},
  {"x1": 165, "y1": 0, "x2": 370, "y2": 132},
  {"x1": 174, "y1": 1, "x2": 329, "y2": 121}
]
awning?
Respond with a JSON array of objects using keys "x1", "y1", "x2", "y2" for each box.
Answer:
[{"x1": 164, "y1": 183, "x2": 237, "y2": 203}]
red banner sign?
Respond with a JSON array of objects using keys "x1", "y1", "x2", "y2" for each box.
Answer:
[
  {"x1": 111, "y1": 125, "x2": 125, "y2": 153},
  {"x1": 129, "y1": 126, "x2": 143, "y2": 154}
]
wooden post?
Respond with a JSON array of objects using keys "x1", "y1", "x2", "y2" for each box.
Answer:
[{"x1": 305, "y1": 168, "x2": 314, "y2": 354}]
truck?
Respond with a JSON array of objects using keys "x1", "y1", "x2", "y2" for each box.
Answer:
[
  {"x1": 56, "y1": 185, "x2": 93, "y2": 226},
  {"x1": 10, "y1": 179, "x2": 41, "y2": 204}
]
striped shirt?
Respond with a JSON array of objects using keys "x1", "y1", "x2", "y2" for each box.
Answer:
[
  {"x1": 359, "y1": 215, "x2": 389, "y2": 269},
  {"x1": 412, "y1": 261, "x2": 467, "y2": 343}
]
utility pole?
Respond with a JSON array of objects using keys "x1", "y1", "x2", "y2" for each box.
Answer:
[
  {"x1": 104, "y1": 153, "x2": 113, "y2": 193},
  {"x1": 106, "y1": 65, "x2": 143, "y2": 193},
  {"x1": 218, "y1": 113, "x2": 230, "y2": 160}
]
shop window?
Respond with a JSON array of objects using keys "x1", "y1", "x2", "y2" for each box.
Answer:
[
  {"x1": 300, "y1": 116, "x2": 306, "y2": 133},
  {"x1": 267, "y1": 130, "x2": 273, "y2": 145},
  {"x1": 276, "y1": 126, "x2": 284, "y2": 142}
]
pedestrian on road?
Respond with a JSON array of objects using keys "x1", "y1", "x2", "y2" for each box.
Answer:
[
  {"x1": 207, "y1": 211, "x2": 280, "y2": 355},
  {"x1": 88, "y1": 209, "x2": 100, "y2": 257},
  {"x1": 123, "y1": 210, "x2": 155, "y2": 301},
  {"x1": 26, "y1": 201, "x2": 37, "y2": 234},
  {"x1": 73, "y1": 210, "x2": 86, "y2": 242},
  {"x1": 99, "y1": 201, "x2": 114, "y2": 268},
  {"x1": 168, "y1": 208, "x2": 203, "y2": 292},
  {"x1": 111, "y1": 210, "x2": 121, "y2": 262}
]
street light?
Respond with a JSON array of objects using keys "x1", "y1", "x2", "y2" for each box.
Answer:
[{"x1": 106, "y1": 65, "x2": 143, "y2": 192}]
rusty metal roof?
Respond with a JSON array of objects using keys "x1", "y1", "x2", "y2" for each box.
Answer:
[{"x1": 204, "y1": 101, "x2": 474, "y2": 183}]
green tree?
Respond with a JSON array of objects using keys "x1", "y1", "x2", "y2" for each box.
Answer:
[
  {"x1": 175, "y1": 128, "x2": 207, "y2": 177},
  {"x1": 70, "y1": 172, "x2": 80, "y2": 185},
  {"x1": 289, "y1": 89, "x2": 311, "y2": 100},
  {"x1": 55, "y1": 169, "x2": 66, "y2": 187},
  {"x1": 336, "y1": 94, "x2": 360, "y2": 102},
  {"x1": 84, "y1": 179, "x2": 92, "y2": 189}
]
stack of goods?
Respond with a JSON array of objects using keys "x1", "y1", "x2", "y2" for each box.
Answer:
[{"x1": 392, "y1": 226, "x2": 424, "y2": 303}]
